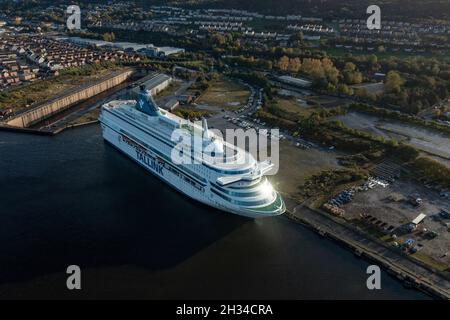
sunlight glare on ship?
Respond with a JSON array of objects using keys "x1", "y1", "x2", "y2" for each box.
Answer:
[{"x1": 260, "y1": 181, "x2": 274, "y2": 198}]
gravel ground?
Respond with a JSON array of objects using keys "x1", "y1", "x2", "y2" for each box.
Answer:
[{"x1": 341, "y1": 179, "x2": 450, "y2": 267}]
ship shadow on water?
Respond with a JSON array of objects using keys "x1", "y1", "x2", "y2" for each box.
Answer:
[
  {"x1": 98, "y1": 141, "x2": 251, "y2": 269},
  {"x1": 0, "y1": 130, "x2": 248, "y2": 293}
]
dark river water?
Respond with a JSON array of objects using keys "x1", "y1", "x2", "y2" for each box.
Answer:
[{"x1": 0, "y1": 125, "x2": 428, "y2": 299}]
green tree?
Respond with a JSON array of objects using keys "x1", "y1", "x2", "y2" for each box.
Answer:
[
  {"x1": 343, "y1": 62, "x2": 363, "y2": 85},
  {"x1": 277, "y1": 55, "x2": 290, "y2": 71},
  {"x1": 288, "y1": 57, "x2": 301, "y2": 73},
  {"x1": 385, "y1": 71, "x2": 404, "y2": 93},
  {"x1": 322, "y1": 58, "x2": 339, "y2": 85}
]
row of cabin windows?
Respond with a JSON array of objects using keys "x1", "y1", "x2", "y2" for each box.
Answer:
[
  {"x1": 211, "y1": 189, "x2": 273, "y2": 207},
  {"x1": 211, "y1": 183, "x2": 263, "y2": 198}
]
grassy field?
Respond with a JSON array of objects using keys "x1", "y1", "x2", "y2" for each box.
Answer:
[
  {"x1": 305, "y1": 95, "x2": 350, "y2": 108},
  {"x1": 272, "y1": 97, "x2": 315, "y2": 117},
  {"x1": 0, "y1": 66, "x2": 121, "y2": 112},
  {"x1": 412, "y1": 252, "x2": 449, "y2": 273},
  {"x1": 196, "y1": 76, "x2": 250, "y2": 111}
]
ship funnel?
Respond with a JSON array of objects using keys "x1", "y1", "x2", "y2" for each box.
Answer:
[{"x1": 136, "y1": 85, "x2": 160, "y2": 116}]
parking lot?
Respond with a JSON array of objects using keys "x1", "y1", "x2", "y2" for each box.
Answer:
[{"x1": 339, "y1": 179, "x2": 450, "y2": 269}]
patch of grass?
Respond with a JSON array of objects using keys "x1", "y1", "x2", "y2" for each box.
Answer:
[
  {"x1": 196, "y1": 77, "x2": 250, "y2": 110},
  {"x1": 380, "y1": 234, "x2": 393, "y2": 242},
  {"x1": 256, "y1": 109, "x2": 297, "y2": 130},
  {"x1": 0, "y1": 65, "x2": 121, "y2": 112},
  {"x1": 271, "y1": 141, "x2": 342, "y2": 197},
  {"x1": 411, "y1": 252, "x2": 449, "y2": 272},
  {"x1": 309, "y1": 195, "x2": 329, "y2": 209},
  {"x1": 273, "y1": 97, "x2": 314, "y2": 118},
  {"x1": 305, "y1": 95, "x2": 344, "y2": 108}
]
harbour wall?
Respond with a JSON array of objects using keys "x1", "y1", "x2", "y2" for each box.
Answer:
[{"x1": 5, "y1": 69, "x2": 134, "y2": 128}]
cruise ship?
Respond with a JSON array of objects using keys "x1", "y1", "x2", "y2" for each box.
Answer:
[{"x1": 99, "y1": 86, "x2": 285, "y2": 218}]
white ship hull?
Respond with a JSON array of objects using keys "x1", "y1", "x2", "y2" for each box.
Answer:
[{"x1": 101, "y1": 122, "x2": 282, "y2": 218}]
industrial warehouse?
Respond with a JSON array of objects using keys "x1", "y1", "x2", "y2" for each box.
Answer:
[{"x1": 61, "y1": 36, "x2": 185, "y2": 58}]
